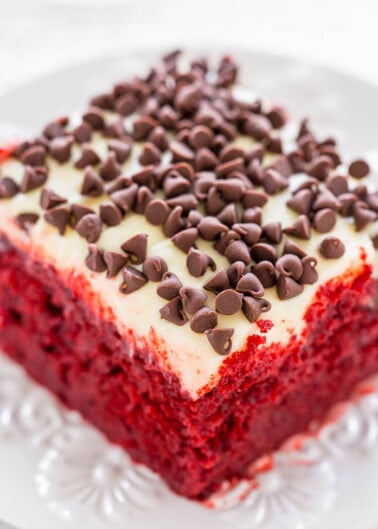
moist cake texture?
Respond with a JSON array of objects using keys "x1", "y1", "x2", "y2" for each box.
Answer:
[{"x1": 0, "y1": 51, "x2": 378, "y2": 498}]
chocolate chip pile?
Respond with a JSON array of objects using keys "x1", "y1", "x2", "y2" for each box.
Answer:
[{"x1": 1, "y1": 50, "x2": 378, "y2": 355}]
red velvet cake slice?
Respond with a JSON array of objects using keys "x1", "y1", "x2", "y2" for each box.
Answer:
[{"x1": 0, "y1": 51, "x2": 378, "y2": 499}]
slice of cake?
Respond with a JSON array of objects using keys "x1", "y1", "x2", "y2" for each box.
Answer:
[{"x1": 0, "y1": 51, "x2": 378, "y2": 499}]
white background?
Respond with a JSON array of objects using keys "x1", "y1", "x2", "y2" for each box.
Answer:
[{"x1": 0, "y1": 0, "x2": 378, "y2": 95}]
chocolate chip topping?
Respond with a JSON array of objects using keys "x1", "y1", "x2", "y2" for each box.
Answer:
[
  {"x1": 15, "y1": 212, "x2": 39, "y2": 230},
  {"x1": 242, "y1": 296, "x2": 271, "y2": 323},
  {"x1": 190, "y1": 307, "x2": 217, "y2": 333},
  {"x1": 205, "y1": 328, "x2": 234, "y2": 355},
  {"x1": 44, "y1": 205, "x2": 70, "y2": 235},
  {"x1": 81, "y1": 167, "x2": 104, "y2": 197},
  {"x1": 103, "y1": 251, "x2": 127, "y2": 277},
  {"x1": 276, "y1": 275, "x2": 304, "y2": 300},
  {"x1": 86, "y1": 244, "x2": 107, "y2": 273},
  {"x1": 143, "y1": 256, "x2": 168, "y2": 281},
  {"x1": 120, "y1": 266, "x2": 148, "y2": 294},
  {"x1": 0, "y1": 177, "x2": 19, "y2": 198},
  {"x1": 75, "y1": 213, "x2": 102, "y2": 242},
  {"x1": 215, "y1": 289, "x2": 243, "y2": 315},
  {"x1": 9, "y1": 51, "x2": 378, "y2": 350},
  {"x1": 160, "y1": 296, "x2": 188, "y2": 326},
  {"x1": 349, "y1": 159, "x2": 370, "y2": 179},
  {"x1": 319, "y1": 236, "x2": 346, "y2": 259},
  {"x1": 186, "y1": 247, "x2": 215, "y2": 277},
  {"x1": 21, "y1": 166, "x2": 48, "y2": 193},
  {"x1": 121, "y1": 234, "x2": 148, "y2": 264}
]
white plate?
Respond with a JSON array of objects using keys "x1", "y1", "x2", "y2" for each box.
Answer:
[{"x1": 1, "y1": 47, "x2": 378, "y2": 529}]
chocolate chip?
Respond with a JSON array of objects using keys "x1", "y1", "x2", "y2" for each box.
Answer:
[
  {"x1": 44, "y1": 205, "x2": 70, "y2": 235},
  {"x1": 194, "y1": 148, "x2": 219, "y2": 171},
  {"x1": 190, "y1": 307, "x2": 217, "y2": 333},
  {"x1": 262, "y1": 222, "x2": 282, "y2": 244},
  {"x1": 83, "y1": 107, "x2": 105, "y2": 130},
  {"x1": 48, "y1": 135, "x2": 74, "y2": 164},
  {"x1": 133, "y1": 115, "x2": 159, "y2": 141},
  {"x1": 189, "y1": 125, "x2": 214, "y2": 149},
  {"x1": 166, "y1": 194, "x2": 198, "y2": 212},
  {"x1": 242, "y1": 189, "x2": 268, "y2": 209},
  {"x1": 71, "y1": 204, "x2": 94, "y2": 225},
  {"x1": 171, "y1": 227, "x2": 198, "y2": 253},
  {"x1": 159, "y1": 296, "x2": 188, "y2": 326},
  {"x1": 180, "y1": 287, "x2": 207, "y2": 314},
  {"x1": 121, "y1": 233, "x2": 148, "y2": 264},
  {"x1": 215, "y1": 157, "x2": 244, "y2": 178},
  {"x1": 242, "y1": 296, "x2": 271, "y2": 322},
  {"x1": 99, "y1": 152, "x2": 122, "y2": 181},
  {"x1": 110, "y1": 184, "x2": 138, "y2": 213},
  {"x1": 43, "y1": 117, "x2": 68, "y2": 139},
  {"x1": 215, "y1": 289, "x2": 243, "y2": 315},
  {"x1": 367, "y1": 192, "x2": 378, "y2": 213},
  {"x1": 40, "y1": 188, "x2": 67, "y2": 209},
  {"x1": 205, "y1": 328, "x2": 234, "y2": 355},
  {"x1": 237, "y1": 273, "x2": 265, "y2": 298},
  {"x1": 251, "y1": 242, "x2": 278, "y2": 263},
  {"x1": 134, "y1": 186, "x2": 154, "y2": 214},
  {"x1": 120, "y1": 266, "x2": 148, "y2": 294},
  {"x1": 326, "y1": 175, "x2": 348, "y2": 196},
  {"x1": 319, "y1": 236, "x2": 345, "y2": 259},
  {"x1": 21, "y1": 166, "x2": 48, "y2": 193},
  {"x1": 143, "y1": 256, "x2": 168, "y2": 281},
  {"x1": 268, "y1": 155, "x2": 292, "y2": 178},
  {"x1": 86, "y1": 244, "x2": 107, "y2": 273},
  {"x1": 339, "y1": 193, "x2": 358, "y2": 217},
  {"x1": 197, "y1": 217, "x2": 228, "y2": 241},
  {"x1": 203, "y1": 269, "x2": 230, "y2": 293},
  {"x1": 262, "y1": 168, "x2": 289, "y2": 195},
  {"x1": 163, "y1": 173, "x2": 191, "y2": 198},
  {"x1": 319, "y1": 145, "x2": 341, "y2": 167},
  {"x1": 225, "y1": 261, "x2": 245, "y2": 289},
  {"x1": 145, "y1": 199, "x2": 170, "y2": 225},
  {"x1": 80, "y1": 167, "x2": 104, "y2": 197},
  {"x1": 186, "y1": 247, "x2": 215, "y2": 277},
  {"x1": 283, "y1": 215, "x2": 311, "y2": 240},
  {"x1": 232, "y1": 223, "x2": 262, "y2": 245},
  {"x1": 288, "y1": 150, "x2": 306, "y2": 173},
  {"x1": 90, "y1": 93, "x2": 113, "y2": 110},
  {"x1": 108, "y1": 139, "x2": 132, "y2": 163},
  {"x1": 205, "y1": 187, "x2": 227, "y2": 216},
  {"x1": 148, "y1": 126, "x2": 169, "y2": 151},
  {"x1": 75, "y1": 144, "x2": 101, "y2": 169},
  {"x1": 73, "y1": 122, "x2": 92, "y2": 144},
  {"x1": 15, "y1": 212, "x2": 39, "y2": 230},
  {"x1": 266, "y1": 105, "x2": 287, "y2": 128},
  {"x1": 157, "y1": 272, "x2": 183, "y2": 300},
  {"x1": 253, "y1": 261, "x2": 276, "y2": 288},
  {"x1": 276, "y1": 275, "x2": 304, "y2": 300},
  {"x1": 103, "y1": 251, "x2": 127, "y2": 277},
  {"x1": 313, "y1": 208, "x2": 337, "y2": 233},
  {"x1": 163, "y1": 205, "x2": 185, "y2": 237},
  {"x1": 353, "y1": 184, "x2": 368, "y2": 200},
  {"x1": 115, "y1": 93, "x2": 138, "y2": 116},
  {"x1": 312, "y1": 188, "x2": 340, "y2": 211},
  {"x1": 170, "y1": 141, "x2": 195, "y2": 163},
  {"x1": 186, "y1": 210, "x2": 203, "y2": 229},
  {"x1": 242, "y1": 207, "x2": 262, "y2": 225},
  {"x1": 139, "y1": 142, "x2": 162, "y2": 166},
  {"x1": 99, "y1": 202, "x2": 123, "y2": 227},
  {"x1": 224, "y1": 239, "x2": 251, "y2": 264},
  {"x1": 175, "y1": 82, "x2": 202, "y2": 113},
  {"x1": 215, "y1": 179, "x2": 245, "y2": 202},
  {"x1": 158, "y1": 105, "x2": 179, "y2": 128},
  {"x1": 372, "y1": 235, "x2": 378, "y2": 249},
  {"x1": 75, "y1": 213, "x2": 102, "y2": 242},
  {"x1": 217, "y1": 203, "x2": 238, "y2": 226},
  {"x1": 282, "y1": 239, "x2": 307, "y2": 258},
  {"x1": 20, "y1": 145, "x2": 46, "y2": 166},
  {"x1": 301, "y1": 256, "x2": 318, "y2": 284},
  {"x1": 244, "y1": 114, "x2": 272, "y2": 140},
  {"x1": 353, "y1": 202, "x2": 377, "y2": 231},
  {"x1": 0, "y1": 177, "x2": 19, "y2": 198},
  {"x1": 286, "y1": 189, "x2": 314, "y2": 215},
  {"x1": 349, "y1": 159, "x2": 370, "y2": 179},
  {"x1": 275, "y1": 254, "x2": 303, "y2": 281},
  {"x1": 307, "y1": 156, "x2": 332, "y2": 180}
]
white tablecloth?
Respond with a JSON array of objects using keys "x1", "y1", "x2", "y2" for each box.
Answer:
[{"x1": 1, "y1": 0, "x2": 378, "y2": 96}]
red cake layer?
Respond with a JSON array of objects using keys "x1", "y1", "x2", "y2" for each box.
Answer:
[{"x1": 0, "y1": 233, "x2": 377, "y2": 498}]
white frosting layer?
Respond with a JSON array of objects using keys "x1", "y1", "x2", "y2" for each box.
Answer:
[{"x1": 0, "y1": 116, "x2": 377, "y2": 399}]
